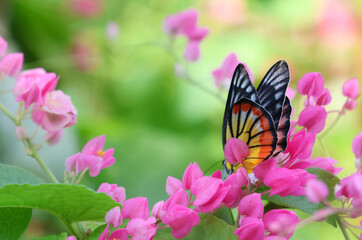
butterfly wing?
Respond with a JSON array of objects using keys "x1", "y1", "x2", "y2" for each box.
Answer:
[
  {"x1": 257, "y1": 60, "x2": 290, "y2": 130},
  {"x1": 223, "y1": 98, "x2": 277, "y2": 174},
  {"x1": 273, "y1": 96, "x2": 292, "y2": 155},
  {"x1": 222, "y1": 63, "x2": 259, "y2": 147}
]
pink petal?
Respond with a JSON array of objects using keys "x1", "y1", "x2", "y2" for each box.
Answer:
[
  {"x1": 163, "y1": 9, "x2": 198, "y2": 36},
  {"x1": 166, "y1": 176, "x2": 184, "y2": 196},
  {"x1": 44, "y1": 130, "x2": 63, "y2": 146},
  {"x1": 352, "y1": 132, "x2": 362, "y2": 160},
  {"x1": 151, "y1": 201, "x2": 166, "y2": 220},
  {"x1": 211, "y1": 170, "x2": 222, "y2": 179},
  {"x1": 224, "y1": 138, "x2": 250, "y2": 165},
  {"x1": 182, "y1": 162, "x2": 204, "y2": 190},
  {"x1": 0, "y1": 53, "x2": 23, "y2": 77},
  {"x1": 184, "y1": 41, "x2": 200, "y2": 62},
  {"x1": 234, "y1": 217, "x2": 264, "y2": 240},
  {"x1": 238, "y1": 193, "x2": 264, "y2": 218},
  {"x1": 315, "y1": 88, "x2": 332, "y2": 106},
  {"x1": 298, "y1": 106, "x2": 327, "y2": 134},
  {"x1": 342, "y1": 78, "x2": 360, "y2": 99},
  {"x1": 126, "y1": 218, "x2": 156, "y2": 240},
  {"x1": 105, "y1": 206, "x2": 123, "y2": 227},
  {"x1": 308, "y1": 157, "x2": 342, "y2": 175},
  {"x1": 262, "y1": 209, "x2": 300, "y2": 239},
  {"x1": 305, "y1": 179, "x2": 329, "y2": 203},
  {"x1": 107, "y1": 229, "x2": 129, "y2": 240},
  {"x1": 163, "y1": 189, "x2": 189, "y2": 211},
  {"x1": 122, "y1": 197, "x2": 149, "y2": 220},
  {"x1": 187, "y1": 27, "x2": 209, "y2": 41},
  {"x1": 297, "y1": 72, "x2": 324, "y2": 97},
  {"x1": 82, "y1": 135, "x2": 106, "y2": 155},
  {"x1": 0, "y1": 36, "x2": 8, "y2": 57},
  {"x1": 190, "y1": 177, "x2": 222, "y2": 206}
]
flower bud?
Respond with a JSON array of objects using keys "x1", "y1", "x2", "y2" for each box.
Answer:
[
  {"x1": 44, "y1": 130, "x2": 62, "y2": 146},
  {"x1": 0, "y1": 36, "x2": 7, "y2": 58},
  {"x1": 238, "y1": 193, "x2": 264, "y2": 219},
  {"x1": 151, "y1": 201, "x2": 166, "y2": 220},
  {"x1": 182, "y1": 162, "x2": 204, "y2": 190},
  {"x1": 105, "y1": 206, "x2": 123, "y2": 227},
  {"x1": 15, "y1": 126, "x2": 28, "y2": 141},
  {"x1": 297, "y1": 72, "x2": 324, "y2": 97},
  {"x1": 0, "y1": 53, "x2": 23, "y2": 77},
  {"x1": 166, "y1": 176, "x2": 183, "y2": 196},
  {"x1": 342, "y1": 78, "x2": 360, "y2": 99},
  {"x1": 224, "y1": 138, "x2": 250, "y2": 165},
  {"x1": 122, "y1": 197, "x2": 149, "y2": 220},
  {"x1": 298, "y1": 106, "x2": 327, "y2": 134},
  {"x1": 315, "y1": 88, "x2": 332, "y2": 106},
  {"x1": 234, "y1": 217, "x2": 264, "y2": 240},
  {"x1": 305, "y1": 179, "x2": 329, "y2": 203},
  {"x1": 343, "y1": 99, "x2": 357, "y2": 110}
]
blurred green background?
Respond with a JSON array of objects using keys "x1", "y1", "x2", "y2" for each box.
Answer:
[{"x1": 0, "y1": 0, "x2": 361, "y2": 239}]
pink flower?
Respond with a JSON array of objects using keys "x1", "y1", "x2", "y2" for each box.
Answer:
[
  {"x1": 122, "y1": 197, "x2": 149, "y2": 220},
  {"x1": 107, "y1": 229, "x2": 129, "y2": 240},
  {"x1": 0, "y1": 36, "x2": 7, "y2": 58},
  {"x1": 97, "y1": 183, "x2": 126, "y2": 204},
  {"x1": 213, "y1": 53, "x2": 252, "y2": 87},
  {"x1": 66, "y1": 237, "x2": 77, "y2": 240},
  {"x1": 223, "y1": 168, "x2": 249, "y2": 208},
  {"x1": 182, "y1": 162, "x2": 204, "y2": 190},
  {"x1": 163, "y1": 9, "x2": 198, "y2": 36},
  {"x1": 14, "y1": 68, "x2": 58, "y2": 108},
  {"x1": 286, "y1": 87, "x2": 296, "y2": 101},
  {"x1": 106, "y1": 22, "x2": 120, "y2": 41},
  {"x1": 234, "y1": 217, "x2": 264, "y2": 240},
  {"x1": 238, "y1": 193, "x2": 264, "y2": 219},
  {"x1": 262, "y1": 209, "x2": 300, "y2": 239},
  {"x1": 70, "y1": 0, "x2": 104, "y2": 17},
  {"x1": 31, "y1": 90, "x2": 77, "y2": 132},
  {"x1": 163, "y1": 189, "x2": 189, "y2": 211},
  {"x1": 306, "y1": 179, "x2": 329, "y2": 203},
  {"x1": 297, "y1": 72, "x2": 324, "y2": 97},
  {"x1": 343, "y1": 99, "x2": 358, "y2": 111},
  {"x1": 315, "y1": 88, "x2": 332, "y2": 106},
  {"x1": 335, "y1": 172, "x2": 362, "y2": 201},
  {"x1": 285, "y1": 130, "x2": 316, "y2": 162},
  {"x1": 151, "y1": 201, "x2": 166, "y2": 220},
  {"x1": 308, "y1": 157, "x2": 342, "y2": 175},
  {"x1": 254, "y1": 158, "x2": 278, "y2": 182},
  {"x1": 184, "y1": 41, "x2": 200, "y2": 62},
  {"x1": 126, "y1": 217, "x2": 156, "y2": 240},
  {"x1": 224, "y1": 138, "x2": 250, "y2": 165},
  {"x1": 44, "y1": 130, "x2": 63, "y2": 146},
  {"x1": 0, "y1": 53, "x2": 23, "y2": 77},
  {"x1": 191, "y1": 176, "x2": 230, "y2": 212},
  {"x1": 65, "y1": 153, "x2": 90, "y2": 175},
  {"x1": 162, "y1": 204, "x2": 200, "y2": 239},
  {"x1": 211, "y1": 169, "x2": 222, "y2": 179},
  {"x1": 166, "y1": 176, "x2": 184, "y2": 196},
  {"x1": 342, "y1": 78, "x2": 360, "y2": 99},
  {"x1": 15, "y1": 126, "x2": 28, "y2": 141},
  {"x1": 298, "y1": 106, "x2": 327, "y2": 134},
  {"x1": 352, "y1": 132, "x2": 362, "y2": 162},
  {"x1": 105, "y1": 206, "x2": 123, "y2": 227}
]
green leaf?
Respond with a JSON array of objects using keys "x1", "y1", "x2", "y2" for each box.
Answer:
[
  {"x1": 306, "y1": 167, "x2": 340, "y2": 201},
  {"x1": 213, "y1": 207, "x2": 235, "y2": 225},
  {"x1": 0, "y1": 184, "x2": 121, "y2": 224},
  {"x1": 87, "y1": 224, "x2": 107, "y2": 240},
  {"x1": 155, "y1": 214, "x2": 237, "y2": 240},
  {"x1": 0, "y1": 163, "x2": 43, "y2": 187},
  {"x1": 33, "y1": 232, "x2": 67, "y2": 240},
  {"x1": 0, "y1": 207, "x2": 32, "y2": 240}
]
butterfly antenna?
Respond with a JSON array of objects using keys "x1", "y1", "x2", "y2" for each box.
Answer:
[{"x1": 204, "y1": 159, "x2": 224, "y2": 175}]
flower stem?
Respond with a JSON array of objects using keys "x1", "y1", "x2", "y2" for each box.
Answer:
[
  {"x1": 321, "y1": 112, "x2": 342, "y2": 138},
  {"x1": 0, "y1": 102, "x2": 17, "y2": 123},
  {"x1": 75, "y1": 169, "x2": 87, "y2": 185},
  {"x1": 336, "y1": 216, "x2": 350, "y2": 240}
]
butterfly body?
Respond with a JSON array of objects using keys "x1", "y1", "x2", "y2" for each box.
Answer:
[{"x1": 222, "y1": 61, "x2": 291, "y2": 175}]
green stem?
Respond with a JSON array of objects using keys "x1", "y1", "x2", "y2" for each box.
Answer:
[
  {"x1": 64, "y1": 221, "x2": 80, "y2": 239},
  {"x1": 72, "y1": 222, "x2": 87, "y2": 240},
  {"x1": 336, "y1": 216, "x2": 350, "y2": 240},
  {"x1": 25, "y1": 138, "x2": 59, "y2": 183},
  {"x1": 75, "y1": 169, "x2": 87, "y2": 185},
  {"x1": 0, "y1": 102, "x2": 17, "y2": 123},
  {"x1": 321, "y1": 112, "x2": 342, "y2": 138}
]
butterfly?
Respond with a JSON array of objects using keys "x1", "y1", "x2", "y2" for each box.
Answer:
[{"x1": 222, "y1": 60, "x2": 291, "y2": 175}]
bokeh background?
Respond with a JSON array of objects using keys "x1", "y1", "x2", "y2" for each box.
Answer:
[{"x1": 0, "y1": 0, "x2": 361, "y2": 239}]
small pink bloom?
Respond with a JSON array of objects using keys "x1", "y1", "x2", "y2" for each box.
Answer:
[
  {"x1": 298, "y1": 106, "x2": 327, "y2": 134},
  {"x1": 315, "y1": 88, "x2": 332, "y2": 106},
  {"x1": 14, "y1": 68, "x2": 58, "y2": 108},
  {"x1": 182, "y1": 162, "x2": 204, "y2": 190},
  {"x1": 335, "y1": 172, "x2": 362, "y2": 201},
  {"x1": 184, "y1": 41, "x2": 200, "y2": 62},
  {"x1": 105, "y1": 206, "x2": 122, "y2": 227},
  {"x1": 163, "y1": 189, "x2": 189, "y2": 211},
  {"x1": 238, "y1": 193, "x2": 264, "y2": 219},
  {"x1": 211, "y1": 169, "x2": 222, "y2": 179},
  {"x1": 191, "y1": 176, "x2": 230, "y2": 212},
  {"x1": 212, "y1": 53, "x2": 244, "y2": 87},
  {"x1": 308, "y1": 157, "x2": 342, "y2": 175},
  {"x1": 126, "y1": 217, "x2": 156, "y2": 240},
  {"x1": 342, "y1": 78, "x2": 360, "y2": 99},
  {"x1": 285, "y1": 130, "x2": 316, "y2": 162},
  {"x1": 262, "y1": 209, "x2": 300, "y2": 239},
  {"x1": 352, "y1": 132, "x2": 362, "y2": 161},
  {"x1": 234, "y1": 217, "x2": 264, "y2": 240},
  {"x1": 224, "y1": 138, "x2": 250, "y2": 165},
  {"x1": 65, "y1": 152, "x2": 89, "y2": 175},
  {"x1": 344, "y1": 99, "x2": 358, "y2": 111},
  {"x1": 297, "y1": 72, "x2": 324, "y2": 97},
  {"x1": 97, "y1": 183, "x2": 126, "y2": 204},
  {"x1": 286, "y1": 87, "x2": 296, "y2": 101},
  {"x1": 0, "y1": 36, "x2": 7, "y2": 57},
  {"x1": 66, "y1": 236, "x2": 77, "y2": 240},
  {"x1": 70, "y1": 0, "x2": 104, "y2": 17},
  {"x1": 306, "y1": 179, "x2": 329, "y2": 203},
  {"x1": 122, "y1": 197, "x2": 149, "y2": 220},
  {"x1": 223, "y1": 168, "x2": 249, "y2": 208},
  {"x1": 166, "y1": 176, "x2": 184, "y2": 196},
  {"x1": 0, "y1": 53, "x2": 23, "y2": 77},
  {"x1": 162, "y1": 204, "x2": 200, "y2": 239},
  {"x1": 163, "y1": 9, "x2": 198, "y2": 36},
  {"x1": 44, "y1": 130, "x2": 63, "y2": 146},
  {"x1": 107, "y1": 229, "x2": 129, "y2": 240},
  {"x1": 151, "y1": 201, "x2": 166, "y2": 220},
  {"x1": 31, "y1": 90, "x2": 77, "y2": 132},
  {"x1": 15, "y1": 126, "x2": 28, "y2": 141},
  {"x1": 254, "y1": 158, "x2": 278, "y2": 182},
  {"x1": 106, "y1": 22, "x2": 120, "y2": 41},
  {"x1": 98, "y1": 224, "x2": 109, "y2": 240}
]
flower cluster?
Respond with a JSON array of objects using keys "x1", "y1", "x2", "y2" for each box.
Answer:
[{"x1": 164, "y1": 9, "x2": 209, "y2": 62}]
